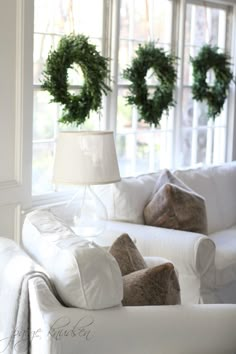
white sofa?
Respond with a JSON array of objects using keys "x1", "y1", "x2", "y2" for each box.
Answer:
[
  {"x1": 1, "y1": 236, "x2": 236, "y2": 354},
  {"x1": 91, "y1": 161, "x2": 236, "y2": 304}
]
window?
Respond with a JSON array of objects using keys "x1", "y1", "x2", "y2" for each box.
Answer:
[
  {"x1": 180, "y1": 2, "x2": 231, "y2": 167},
  {"x1": 33, "y1": 0, "x2": 235, "y2": 198}
]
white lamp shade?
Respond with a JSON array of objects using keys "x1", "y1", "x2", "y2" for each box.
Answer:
[{"x1": 53, "y1": 131, "x2": 121, "y2": 185}]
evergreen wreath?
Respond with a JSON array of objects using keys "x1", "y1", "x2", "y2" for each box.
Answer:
[
  {"x1": 41, "y1": 34, "x2": 111, "y2": 126},
  {"x1": 123, "y1": 42, "x2": 177, "y2": 127},
  {"x1": 191, "y1": 44, "x2": 234, "y2": 120}
]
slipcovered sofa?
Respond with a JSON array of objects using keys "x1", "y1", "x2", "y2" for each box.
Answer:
[
  {"x1": 91, "y1": 161, "x2": 236, "y2": 304},
  {"x1": 29, "y1": 161, "x2": 236, "y2": 305},
  {"x1": 1, "y1": 232, "x2": 236, "y2": 354}
]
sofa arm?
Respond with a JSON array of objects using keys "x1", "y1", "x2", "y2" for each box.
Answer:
[
  {"x1": 103, "y1": 221, "x2": 216, "y2": 304},
  {"x1": 29, "y1": 277, "x2": 236, "y2": 354},
  {"x1": 105, "y1": 221, "x2": 215, "y2": 276}
]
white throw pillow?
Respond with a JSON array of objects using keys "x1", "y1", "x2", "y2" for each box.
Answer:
[
  {"x1": 174, "y1": 162, "x2": 236, "y2": 234},
  {"x1": 95, "y1": 172, "x2": 160, "y2": 224},
  {"x1": 210, "y1": 162, "x2": 236, "y2": 231},
  {"x1": 22, "y1": 210, "x2": 123, "y2": 310}
]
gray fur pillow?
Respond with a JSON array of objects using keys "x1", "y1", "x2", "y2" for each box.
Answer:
[
  {"x1": 122, "y1": 263, "x2": 181, "y2": 306},
  {"x1": 154, "y1": 169, "x2": 191, "y2": 192},
  {"x1": 109, "y1": 233, "x2": 147, "y2": 276},
  {"x1": 144, "y1": 170, "x2": 208, "y2": 234}
]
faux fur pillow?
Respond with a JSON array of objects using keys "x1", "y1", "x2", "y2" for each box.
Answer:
[
  {"x1": 122, "y1": 263, "x2": 181, "y2": 306},
  {"x1": 144, "y1": 170, "x2": 208, "y2": 234},
  {"x1": 154, "y1": 169, "x2": 191, "y2": 192},
  {"x1": 109, "y1": 233, "x2": 147, "y2": 276},
  {"x1": 109, "y1": 234, "x2": 181, "y2": 306}
]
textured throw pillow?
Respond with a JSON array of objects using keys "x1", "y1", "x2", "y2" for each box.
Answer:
[
  {"x1": 109, "y1": 233, "x2": 181, "y2": 306},
  {"x1": 154, "y1": 169, "x2": 191, "y2": 193},
  {"x1": 109, "y1": 233, "x2": 147, "y2": 276},
  {"x1": 144, "y1": 170, "x2": 208, "y2": 234},
  {"x1": 122, "y1": 263, "x2": 181, "y2": 306}
]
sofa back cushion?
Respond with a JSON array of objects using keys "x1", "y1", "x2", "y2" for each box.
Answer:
[
  {"x1": 22, "y1": 210, "x2": 123, "y2": 310},
  {"x1": 95, "y1": 172, "x2": 160, "y2": 224},
  {"x1": 174, "y1": 162, "x2": 236, "y2": 234}
]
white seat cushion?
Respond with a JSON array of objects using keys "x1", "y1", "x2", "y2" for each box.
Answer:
[
  {"x1": 22, "y1": 210, "x2": 123, "y2": 310},
  {"x1": 209, "y1": 225, "x2": 236, "y2": 287}
]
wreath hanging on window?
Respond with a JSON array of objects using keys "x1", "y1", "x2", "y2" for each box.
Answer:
[
  {"x1": 123, "y1": 42, "x2": 177, "y2": 127},
  {"x1": 191, "y1": 45, "x2": 234, "y2": 120},
  {"x1": 41, "y1": 34, "x2": 111, "y2": 126}
]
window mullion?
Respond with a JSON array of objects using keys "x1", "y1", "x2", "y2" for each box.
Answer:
[
  {"x1": 225, "y1": 5, "x2": 235, "y2": 161},
  {"x1": 174, "y1": 0, "x2": 187, "y2": 169},
  {"x1": 105, "y1": 0, "x2": 121, "y2": 132}
]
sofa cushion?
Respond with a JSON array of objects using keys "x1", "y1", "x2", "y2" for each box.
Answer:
[
  {"x1": 174, "y1": 162, "x2": 236, "y2": 234},
  {"x1": 210, "y1": 162, "x2": 236, "y2": 232},
  {"x1": 144, "y1": 170, "x2": 208, "y2": 234},
  {"x1": 209, "y1": 224, "x2": 236, "y2": 287},
  {"x1": 95, "y1": 172, "x2": 160, "y2": 224},
  {"x1": 122, "y1": 263, "x2": 181, "y2": 306},
  {"x1": 22, "y1": 210, "x2": 123, "y2": 310},
  {"x1": 109, "y1": 233, "x2": 147, "y2": 275}
]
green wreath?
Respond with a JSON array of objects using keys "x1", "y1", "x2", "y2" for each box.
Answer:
[
  {"x1": 123, "y1": 42, "x2": 177, "y2": 127},
  {"x1": 191, "y1": 45, "x2": 234, "y2": 120},
  {"x1": 41, "y1": 34, "x2": 111, "y2": 126}
]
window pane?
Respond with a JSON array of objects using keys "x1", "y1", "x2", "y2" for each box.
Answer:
[
  {"x1": 32, "y1": 142, "x2": 55, "y2": 195},
  {"x1": 34, "y1": 0, "x2": 103, "y2": 37},
  {"x1": 120, "y1": 0, "x2": 172, "y2": 42},
  {"x1": 33, "y1": 91, "x2": 57, "y2": 140},
  {"x1": 185, "y1": 4, "x2": 226, "y2": 48}
]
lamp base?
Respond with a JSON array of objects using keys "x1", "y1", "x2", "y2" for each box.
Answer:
[{"x1": 67, "y1": 185, "x2": 107, "y2": 237}]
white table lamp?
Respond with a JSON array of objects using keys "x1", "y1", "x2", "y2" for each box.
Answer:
[{"x1": 53, "y1": 131, "x2": 121, "y2": 237}]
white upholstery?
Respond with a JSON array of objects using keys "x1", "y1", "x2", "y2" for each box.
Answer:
[
  {"x1": 209, "y1": 224, "x2": 236, "y2": 286},
  {"x1": 95, "y1": 172, "x2": 159, "y2": 224},
  {"x1": 104, "y1": 220, "x2": 216, "y2": 304},
  {"x1": 22, "y1": 210, "x2": 123, "y2": 310},
  {"x1": 23, "y1": 161, "x2": 236, "y2": 305},
  {"x1": 174, "y1": 162, "x2": 236, "y2": 234},
  {"x1": 93, "y1": 161, "x2": 236, "y2": 304},
  {"x1": 50, "y1": 203, "x2": 216, "y2": 304},
  {"x1": 1, "y1": 237, "x2": 236, "y2": 354},
  {"x1": 29, "y1": 276, "x2": 236, "y2": 354},
  {"x1": 211, "y1": 163, "x2": 236, "y2": 231}
]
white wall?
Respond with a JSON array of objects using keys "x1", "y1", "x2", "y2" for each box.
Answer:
[{"x1": 0, "y1": 0, "x2": 33, "y2": 242}]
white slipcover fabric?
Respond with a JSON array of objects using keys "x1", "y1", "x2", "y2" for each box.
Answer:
[
  {"x1": 209, "y1": 224, "x2": 236, "y2": 286},
  {"x1": 95, "y1": 172, "x2": 159, "y2": 224},
  {"x1": 29, "y1": 276, "x2": 236, "y2": 354},
  {"x1": 174, "y1": 162, "x2": 236, "y2": 234},
  {"x1": 99, "y1": 220, "x2": 216, "y2": 304},
  {"x1": 22, "y1": 210, "x2": 123, "y2": 310},
  {"x1": 0, "y1": 237, "x2": 53, "y2": 354}
]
